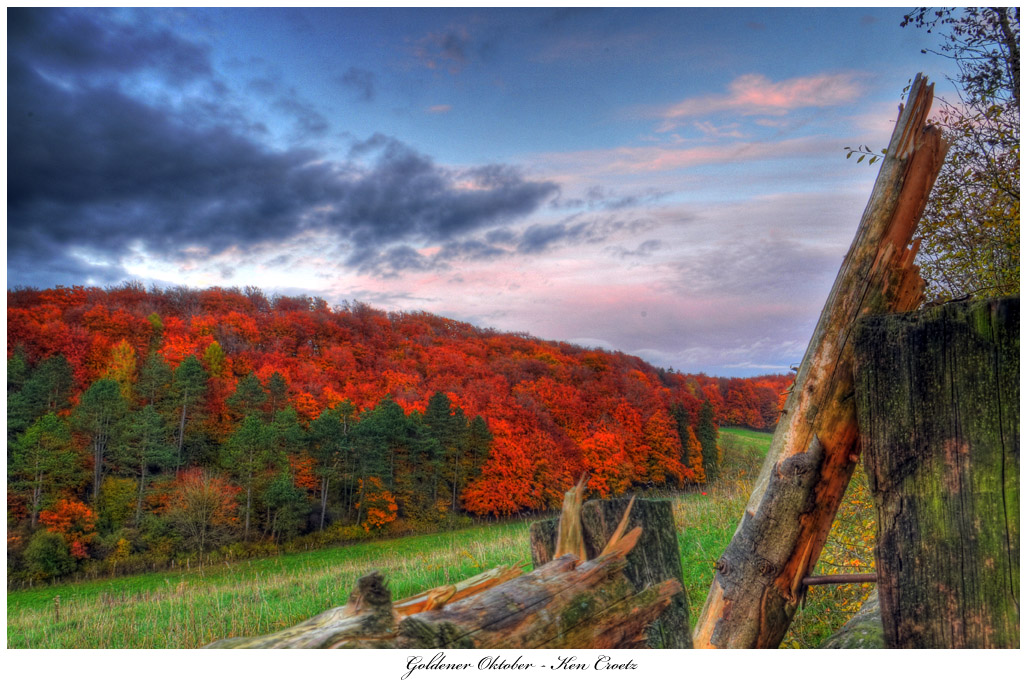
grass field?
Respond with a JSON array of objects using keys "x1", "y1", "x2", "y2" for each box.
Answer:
[{"x1": 8, "y1": 426, "x2": 873, "y2": 649}]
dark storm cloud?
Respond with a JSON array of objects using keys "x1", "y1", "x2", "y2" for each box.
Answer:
[
  {"x1": 338, "y1": 67, "x2": 376, "y2": 102},
  {"x1": 357, "y1": 245, "x2": 441, "y2": 278},
  {"x1": 7, "y1": 242, "x2": 131, "y2": 291},
  {"x1": 489, "y1": 215, "x2": 643, "y2": 256},
  {"x1": 516, "y1": 223, "x2": 590, "y2": 254},
  {"x1": 354, "y1": 213, "x2": 631, "y2": 278},
  {"x1": 7, "y1": 7, "x2": 211, "y2": 85},
  {"x1": 336, "y1": 136, "x2": 558, "y2": 250},
  {"x1": 8, "y1": 9, "x2": 559, "y2": 287}
]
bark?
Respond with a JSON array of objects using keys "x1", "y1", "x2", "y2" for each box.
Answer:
[
  {"x1": 176, "y1": 402, "x2": 187, "y2": 473},
  {"x1": 319, "y1": 474, "x2": 329, "y2": 531},
  {"x1": 31, "y1": 472, "x2": 43, "y2": 529},
  {"x1": 135, "y1": 463, "x2": 146, "y2": 526},
  {"x1": 853, "y1": 297, "x2": 1019, "y2": 647},
  {"x1": 694, "y1": 73, "x2": 949, "y2": 648}
]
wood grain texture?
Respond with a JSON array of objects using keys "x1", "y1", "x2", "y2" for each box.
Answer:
[{"x1": 854, "y1": 298, "x2": 1019, "y2": 648}]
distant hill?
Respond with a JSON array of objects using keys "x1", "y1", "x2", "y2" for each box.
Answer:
[{"x1": 8, "y1": 284, "x2": 790, "y2": 523}]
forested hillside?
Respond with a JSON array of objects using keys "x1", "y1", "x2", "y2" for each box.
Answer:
[{"x1": 7, "y1": 284, "x2": 790, "y2": 581}]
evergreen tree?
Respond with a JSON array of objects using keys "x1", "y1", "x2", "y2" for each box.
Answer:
[
  {"x1": 114, "y1": 405, "x2": 176, "y2": 525},
  {"x1": 696, "y1": 399, "x2": 720, "y2": 481},
  {"x1": 7, "y1": 347, "x2": 31, "y2": 393},
  {"x1": 670, "y1": 402, "x2": 704, "y2": 481},
  {"x1": 261, "y1": 472, "x2": 308, "y2": 541},
  {"x1": 73, "y1": 379, "x2": 128, "y2": 501},
  {"x1": 10, "y1": 414, "x2": 77, "y2": 528},
  {"x1": 10, "y1": 355, "x2": 75, "y2": 439},
  {"x1": 228, "y1": 372, "x2": 267, "y2": 421},
  {"x1": 350, "y1": 399, "x2": 401, "y2": 525},
  {"x1": 266, "y1": 372, "x2": 289, "y2": 416},
  {"x1": 223, "y1": 415, "x2": 273, "y2": 539},
  {"x1": 394, "y1": 410, "x2": 442, "y2": 519},
  {"x1": 424, "y1": 392, "x2": 468, "y2": 511},
  {"x1": 171, "y1": 356, "x2": 208, "y2": 471},
  {"x1": 309, "y1": 401, "x2": 356, "y2": 530},
  {"x1": 137, "y1": 352, "x2": 173, "y2": 407},
  {"x1": 466, "y1": 416, "x2": 493, "y2": 479},
  {"x1": 270, "y1": 406, "x2": 305, "y2": 457}
]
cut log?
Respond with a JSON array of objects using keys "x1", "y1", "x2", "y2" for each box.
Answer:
[
  {"x1": 530, "y1": 496, "x2": 691, "y2": 648},
  {"x1": 693, "y1": 73, "x2": 950, "y2": 648},
  {"x1": 853, "y1": 297, "x2": 1019, "y2": 648}
]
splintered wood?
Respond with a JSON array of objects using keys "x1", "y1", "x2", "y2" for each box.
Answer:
[
  {"x1": 692, "y1": 73, "x2": 950, "y2": 649},
  {"x1": 206, "y1": 485, "x2": 684, "y2": 649}
]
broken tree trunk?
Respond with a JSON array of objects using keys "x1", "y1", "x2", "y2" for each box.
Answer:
[
  {"x1": 693, "y1": 73, "x2": 949, "y2": 649},
  {"x1": 206, "y1": 484, "x2": 684, "y2": 649},
  {"x1": 853, "y1": 298, "x2": 1019, "y2": 648},
  {"x1": 529, "y1": 495, "x2": 691, "y2": 648}
]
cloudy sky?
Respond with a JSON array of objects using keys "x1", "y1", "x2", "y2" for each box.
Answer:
[{"x1": 7, "y1": 6, "x2": 950, "y2": 376}]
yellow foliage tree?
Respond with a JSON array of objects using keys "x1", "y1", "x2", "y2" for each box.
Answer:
[{"x1": 104, "y1": 339, "x2": 137, "y2": 401}]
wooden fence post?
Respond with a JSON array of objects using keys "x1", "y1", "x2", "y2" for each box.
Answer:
[
  {"x1": 853, "y1": 297, "x2": 1019, "y2": 648},
  {"x1": 693, "y1": 73, "x2": 949, "y2": 649},
  {"x1": 530, "y1": 497, "x2": 691, "y2": 648}
]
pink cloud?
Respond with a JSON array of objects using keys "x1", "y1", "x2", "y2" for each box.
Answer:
[
  {"x1": 427, "y1": 104, "x2": 453, "y2": 114},
  {"x1": 538, "y1": 136, "x2": 831, "y2": 175},
  {"x1": 658, "y1": 72, "x2": 866, "y2": 130}
]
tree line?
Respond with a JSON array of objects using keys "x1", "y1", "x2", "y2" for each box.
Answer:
[{"x1": 8, "y1": 284, "x2": 768, "y2": 583}]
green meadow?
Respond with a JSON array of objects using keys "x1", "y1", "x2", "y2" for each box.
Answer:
[{"x1": 8, "y1": 427, "x2": 873, "y2": 648}]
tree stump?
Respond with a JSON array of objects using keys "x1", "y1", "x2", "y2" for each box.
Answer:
[
  {"x1": 530, "y1": 497, "x2": 691, "y2": 648},
  {"x1": 854, "y1": 297, "x2": 1019, "y2": 648}
]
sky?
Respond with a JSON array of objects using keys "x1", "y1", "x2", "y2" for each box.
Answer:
[{"x1": 6, "y1": 5, "x2": 952, "y2": 377}]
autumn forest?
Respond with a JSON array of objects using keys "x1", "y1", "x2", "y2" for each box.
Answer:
[{"x1": 7, "y1": 284, "x2": 791, "y2": 583}]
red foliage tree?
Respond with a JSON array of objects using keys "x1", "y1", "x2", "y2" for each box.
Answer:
[{"x1": 39, "y1": 498, "x2": 97, "y2": 559}]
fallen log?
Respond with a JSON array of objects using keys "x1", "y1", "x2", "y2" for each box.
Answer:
[
  {"x1": 206, "y1": 483, "x2": 685, "y2": 649},
  {"x1": 693, "y1": 73, "x2": 949, "y2": 648},
  {"x1": 853, "y1": 298, "x2": 1019, "y2": 648}
]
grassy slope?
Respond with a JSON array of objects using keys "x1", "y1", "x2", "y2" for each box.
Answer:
[{"x1": 9, "y1": 427, "x2": 872, "y2": 648}]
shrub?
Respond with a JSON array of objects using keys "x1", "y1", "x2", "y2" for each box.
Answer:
[{"x1": 23, "y1": 530, "x2": 75, "y2": 580}]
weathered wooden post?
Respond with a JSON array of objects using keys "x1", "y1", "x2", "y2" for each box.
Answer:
[
  {"x1": 693, "y1": 73, "x2": 949, "y2": 649},
  {"x1": 530, "y1": 496, "x2": 691, "y2": 648},
  {"x1": 853, "y1": 297, "x2": 1019, "y2": 648}
]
